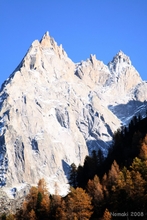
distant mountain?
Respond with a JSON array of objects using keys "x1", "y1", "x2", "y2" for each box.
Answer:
[{"x1": 0, "y1": 32, "x2": 147, "y2": 197}]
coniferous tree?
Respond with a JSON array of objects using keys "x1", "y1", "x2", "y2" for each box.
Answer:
[
  {"x1": 36, "y1": 191, "x2": 43, "y2": 213},
  {"x1": 69, "y1": 163, "x2": 77, "y2": 188},
  {"x1": 66, "y1": 187, "x2": 93, "y2": 220},
  {"x1": 87, "y1": 175, "x2": 104, "y2": 218},
  {"x1": 139, "y1": 134, "x2": 147, "y2": 160},
  {"x1": 28, "y1": 209, "x2": 37, "y2": 220},
  {"x1": 50, "y1": 195, "x2": 66, "y2": 220},
  {"x1": 101, "y1": 173, "x2": 108, "y2": 197},
  {"x1": 26, "y1": 186, "x2": 38, "y2": 211},
  {"x1": 101, "y1": 208, "x2": 112, "y2": 220},
  {"x1": 5, "y1": 214, "x2": 15, "y2": 220},
  {"x1": 83, "y1": 155, "x2": 97, "y2": 184},
  {"x1": 37, "y1": 179, "x2": 50, "y2": 219},
  {"x1": 107, "y1": 160, "x2": 120, "y2": 190},
  {"x1": 77, "y1": 165, "x2": 85, "y2": 188},
  {"x1": 1, "y1": 214, "x2": 6, "y2": 220},
  {"x1": 96, "y1": 149, "x2": 105, "y2": 178},
  {"x1": 21, "y1": 179, "x2": 50, "y2": 220}
]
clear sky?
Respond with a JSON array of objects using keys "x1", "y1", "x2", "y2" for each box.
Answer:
[{"x1": 0, "y1": 0, "x2": 147, "y2": 87}]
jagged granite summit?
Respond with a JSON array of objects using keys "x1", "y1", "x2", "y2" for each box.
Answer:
[{"x1": 0, "y1": 32, "x2": 147, "y2": 195}]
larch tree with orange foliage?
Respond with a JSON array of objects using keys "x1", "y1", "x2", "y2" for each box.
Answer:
[
  {"x1": 5, "y1": 214, "x2": 15, "y2": 220},
  {"x1": 139, "y1": 134, "x2": 147, "y2": 160},
  {"x1": 28, "y1": 209, "x2": 37, "y2": 220},
  {"x1": 87, "y1": 175, "x2": 104, "y2": 217},
  {"x1": 66, "y1": 187, "x2": 93, "y2": 220},
  {"x1": 50, "y1": 194, "x2": 67, "y2": 220},
  {"x1": 101, "y1": 208, "x2": 112, "y2": 220},
  {"x1": 36, "y1": 179, "x2": 50, "y2": 219},
  {"x1": 107, "y1": 160, "x2": 120, "y2": 190},
  {"x1": 21, "y1": 179, "x2": 50, "y2": 220}
]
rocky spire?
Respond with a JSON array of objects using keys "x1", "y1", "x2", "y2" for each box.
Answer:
[
  {"x1": 89, "y1": 54, "x2": 97, "y2": 66},
  {"x1": 107, "y1": 50, "x2": 142, "y2": 94},
  {"x1": 108, "y1": 50, "x2": 131, "y2": 73},
  {"x1": 39, "y1": 31, "x2": 67, "y2": 58},
  {"x1": 116, "y1": 50, "x2": 131, "y2": 65},
  {"x1": 40, "y1": 31, "x2": 54, "y2": 47}
]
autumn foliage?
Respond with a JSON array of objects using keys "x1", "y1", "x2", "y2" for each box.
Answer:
[{"x1": 66, "y1": 187, "x2": 93, "y2": 220}]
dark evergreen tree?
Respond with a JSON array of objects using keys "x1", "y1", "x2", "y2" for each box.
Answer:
[
  {"x1": 1, "y1": 214, "x2": 6, "y2": 220},
  {"x1": 68, "y1": 163, "x2": 77, "y2": 188},
  {"x1": 83, "y1": 155, "x2": 97, "y2": 184},
  {"x1": 77, "y1": 165, "x2": 85, "y2": 188},
  {"x1": 36, "y1": 191, "x2": 43, "y2": 214}
]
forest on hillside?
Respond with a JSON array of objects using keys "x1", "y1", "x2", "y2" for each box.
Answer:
[{"x1": 1, "y1": 116, "x2": 147, "y2": 220}]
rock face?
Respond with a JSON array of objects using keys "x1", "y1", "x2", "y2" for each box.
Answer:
[{"x1": 0, "y1": 32, "x2": 147, "y2": 196}]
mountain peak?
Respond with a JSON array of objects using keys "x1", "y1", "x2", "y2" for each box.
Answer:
[
  {"x1": 40, "y1": 31, "x2": 55, "y2": 48},
  {"x1": 113, "y1": 50, "x2": 131, "y2": 66},
  {"x1": 38, "y1": 31, "x2": 67, "y2": 58},
  {"x1": 106, "y1": 50, "x2": 142, "y2": 94},
  {"x1": 44, "y1": 31, "x2": 49, "y2": 37},
  {"x1": 39, "y1": 31, "x2": 50, "y2": 42},
  {"x1": 108, "y1": 50, "x2": 132, "y2": 76},
  {"x1": 116, "y1": 50, "x2": 131, "y2": 65},
  {"x1": 0, "y1": 32, "x2": 146, "y2": 199}
]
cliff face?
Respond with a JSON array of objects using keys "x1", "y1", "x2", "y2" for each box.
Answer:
[{"x1": 0, "y1": 32, "x2": 147, "y2": 195}]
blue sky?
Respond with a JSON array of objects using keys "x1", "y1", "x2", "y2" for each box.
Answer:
[{"x1": 0, "y1": 0, "x2": 147, "y2": 87}]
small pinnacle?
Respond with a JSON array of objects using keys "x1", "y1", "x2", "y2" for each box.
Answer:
[
  {"x1": 41, "y1": 31, "x2": 50, "y2": 41},
  {"x1": 45, "y1": 31, "x2": 49, "y2": 37},
  {"x1": 117, "y1": 50, "x2": 125, "y2": 56},
  {"x1": 43, "y1": 31, "x2": 50, "y2": 39}
]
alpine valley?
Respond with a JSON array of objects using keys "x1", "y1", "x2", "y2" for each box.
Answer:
[{"x1": 0, "y1": 32, "x2": 147, "y2": 201}]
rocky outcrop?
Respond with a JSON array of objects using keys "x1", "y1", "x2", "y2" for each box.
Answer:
[
  {"x1": 0, "y1": 32, "x2": 147, "y2": 198},
  {"x1": 0, "y1": 184, "x2": 30, "y2": 214},
  {"x1": 75, "y1": 54, "x2": 111, "y2": 88}
]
